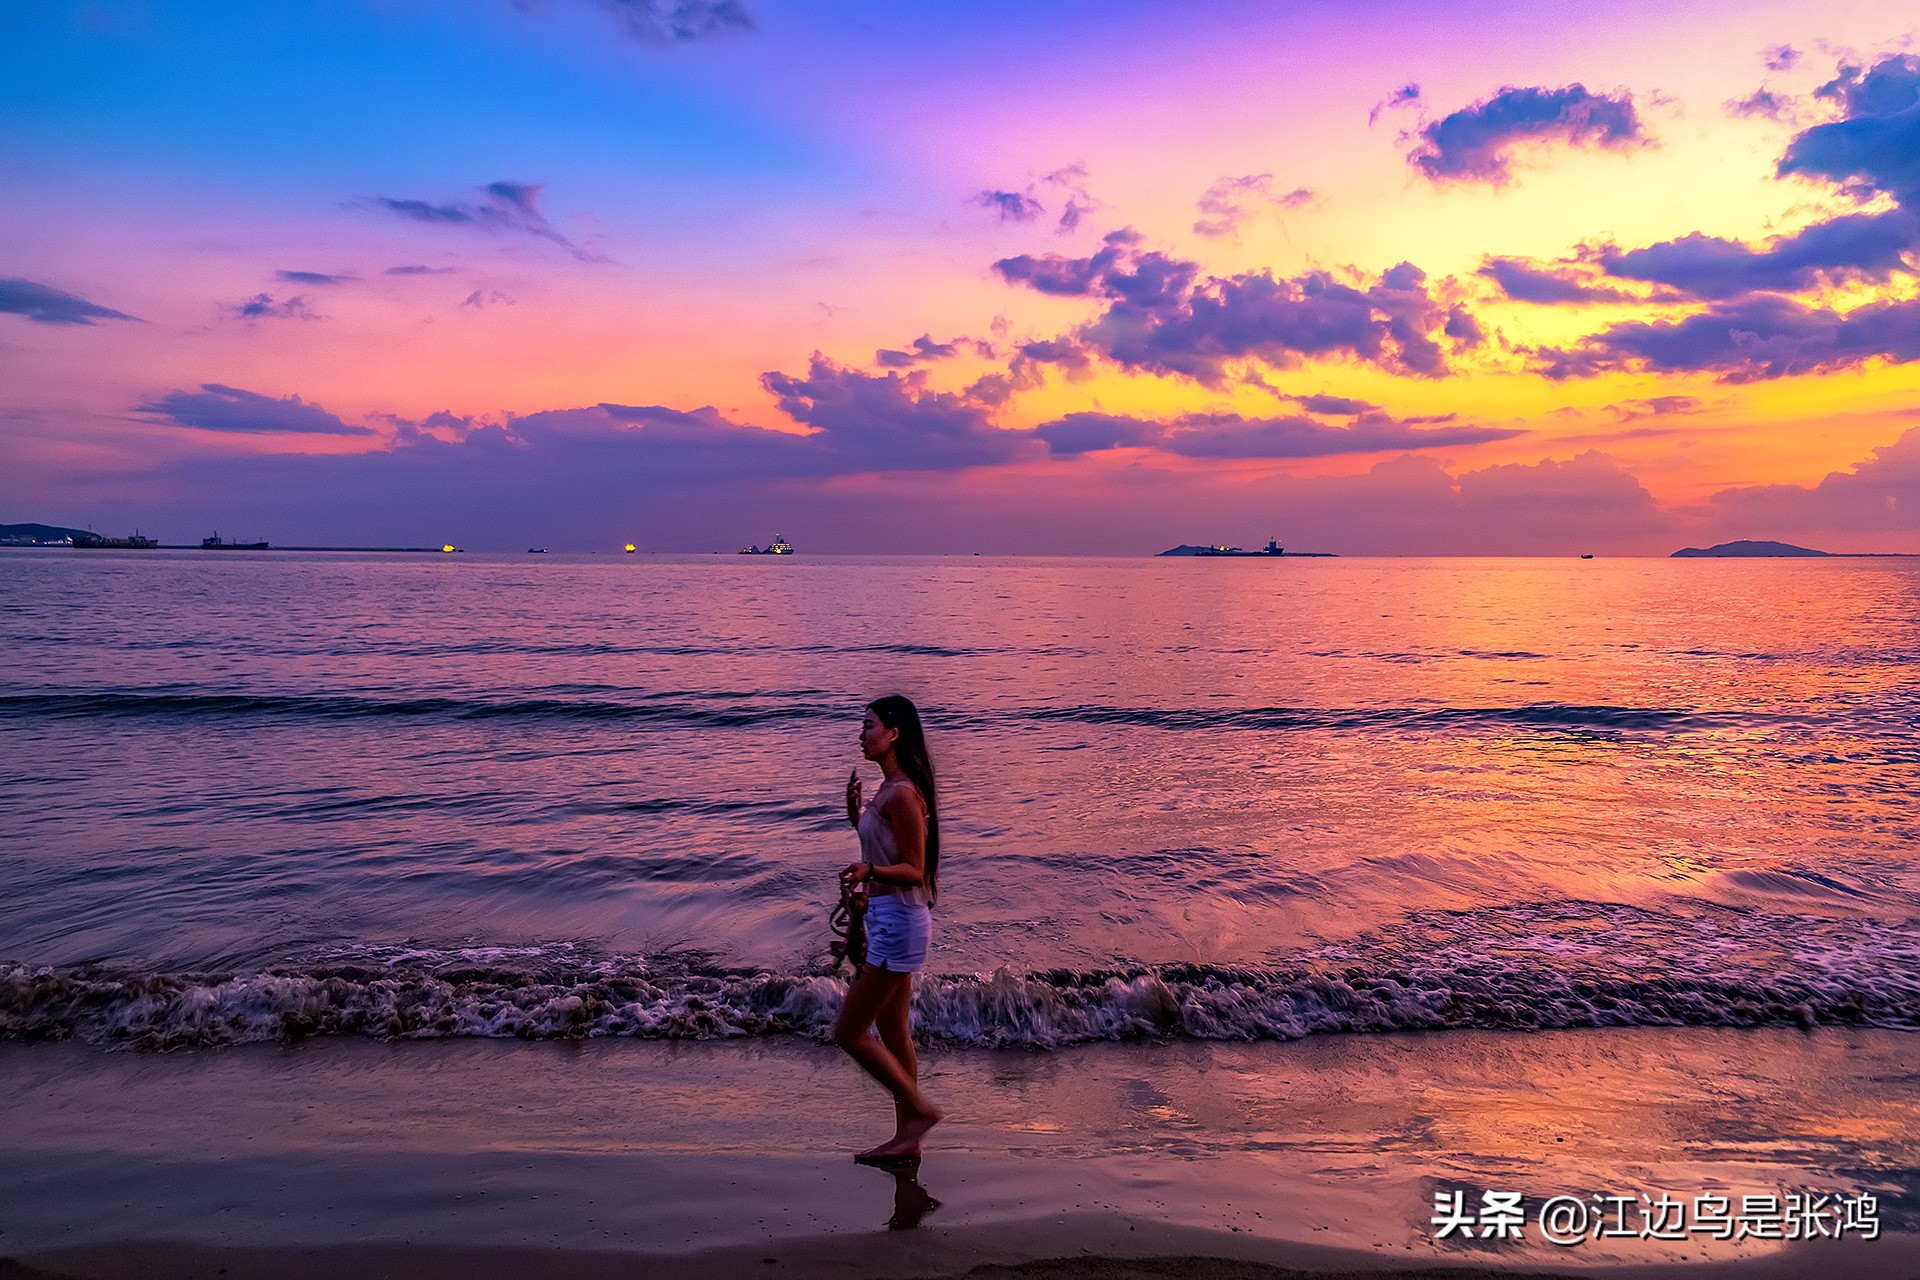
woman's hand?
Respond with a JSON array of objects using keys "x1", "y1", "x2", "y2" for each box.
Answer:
[
  {"x1": 840, "y1": 862, "x2": 871, "y2": 889},
  {"x1": 845, "y1": 769, "x2": 863, "y2": 827}
]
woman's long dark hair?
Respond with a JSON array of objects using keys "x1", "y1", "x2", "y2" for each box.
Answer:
[{"x1": 869, "y1": 694, "x2": 939, "y2": 904}]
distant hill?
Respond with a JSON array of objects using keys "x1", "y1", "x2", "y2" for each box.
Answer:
[
  {"x1": 1159, "y1": 545, "x2": 1219, "y2": 556},
  {"x1": 1671, "y1": 540, "x2": 1828, "y2": 558},
  {"x1": 0, "y1": 522, "x2": 96, "y2": 546}
]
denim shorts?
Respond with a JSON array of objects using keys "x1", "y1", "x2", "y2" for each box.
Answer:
[{"x1": 865, "y1": 894, "x2": 932, "y2": 973}]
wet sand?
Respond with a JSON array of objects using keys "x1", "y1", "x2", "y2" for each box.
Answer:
[{"x1": 2, "y1": 1028, "x2": 1915, "y2": 1278}]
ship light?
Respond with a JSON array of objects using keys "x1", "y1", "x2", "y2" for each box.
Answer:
[
  {"x1": 441, "y1": 544, "x2": 456, "y2": 553},
  {"x1": 624, "y1": 543, "x2": 636, "y2": 553}
]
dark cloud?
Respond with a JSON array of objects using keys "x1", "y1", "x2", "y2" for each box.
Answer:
[
  {"x1": 1032, "y1": 413, "x2": 1162, "y2": 456},
  {"x1": 1034, "y1": 409, "x2": 1521, "y2": 459},
  {"x1": 461, "y1": 290, "x2": 515, "y2": 310},
  {"x1": 1538, "y1": 292, "x2": 1920, "y2": 381},
  {"x1": 1812, "y1": 54, "x2": 1920, "y2": 117},
  {"x1": 993, "y1": 229, "x2": 1147, "y2": 296},
  {"x1": 1193, "y1": 174, "x2": 1315, "y2": 239},
  {"x1": 529, "y1": 0, "x2": 753, "y2": 43},
  {"x1": 1444, "y1": 304, "x2": 1485, "y2": 347},
  {"x1": 1596, "y1": 210, "x2": 1917, "y2": 299},
  {"x1": 1479, "y1": 256, "x2": 1633, "y2": 304},
  {"x1": 1727, "y1": 88, "x2": 1794, "y2": 121},
  {"x1": 230, "y1": 293, "x2": 317, "y2": 321},
  {"x1": 1765, "y1": 45, "x2": 1800, "y2": 73},
  {"x1": 368, "y1": 180, "x2": 605, "y2": 262},
  {"x1": 974, "y1": 166, "x2": 1095, "y2": 233},
  {"x1": 495, "y1": 401, "x2": 817, "y2": 481},
  {"x1": 760, "y1": 356, "x2": 1034, "y2": 470},
  {"x1": 1044, "y1": 163, "x2": 1094, "y2": 234},
  {"x1": 1408, "y1": 84, "x2": 1648, "y2": 185},
  {"x1": 1779, "y1": 54, "x2": 1920, "y2": 205},
  {"x1": 1613, "y1": 395, "x2": 1703, "y2": 419},
  {"x1": 0, "y1": 277, "x2": 137, "y2": 325},
  {"x1": 384, "y1": 265, "x2": 456, "y2": 276},
  {"x1": 1369, "y1": 82, "x2": 1421, "y2": 127},
  {"x1": 973, "y1": 190, "x2": 1044, "y2": 223},
  {"x1": 996, "y1": 230, "x2": 1479, "y2": 383},
  {"x1": 277, "y1": 270, "x2": 353, "y2": 286},
  {"x1": 874, "y1": 334, "x2": 961, "y2": 368},
  {"x1": 960, "y1": 338, "x2": 1087, "y2": 406},
  {"x1": 136, "y1": 384, "x2": 375, "y2": 436},
  {"x1": 1290, "y1": 393, "x2": 1377, "y2": 415}
]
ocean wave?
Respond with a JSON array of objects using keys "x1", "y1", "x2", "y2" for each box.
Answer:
[
  {"x1": 5, "y1": 919, "x2": 1915, "y2": 1050},
  {"x1": 0, "y1": 691, "x2": 833, "y2": 728},
  {"x1": 45, "y1": 636, "x2": 1090, "y2": 661},
  {"x1": 1027, "y1": 702, "x2": 1728, "y2": 734},
  {"x1": 0, "y1": 690, "x2": 1740, "y2": 737}
]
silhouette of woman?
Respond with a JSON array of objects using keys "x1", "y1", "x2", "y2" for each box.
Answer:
[{"x1": 834, "y1": 694, "x2": 943, "y2": 1160}]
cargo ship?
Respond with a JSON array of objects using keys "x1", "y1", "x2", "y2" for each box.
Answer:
[
  {"x1": 202, "y1": 533, "x2": 270, "y2": 550},
  {"x1": 1194, "y1": 538, "x2": 1285, "y2": 557},
  {"x1": 73, "y1": 531, "x2": 159, "y2": 549},
  {"x1": 739, "y1": 536, "x2": 794, "y2": 555}
]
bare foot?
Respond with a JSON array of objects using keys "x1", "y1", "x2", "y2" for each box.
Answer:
[{"x1": 861, "y1": 1106, "x2": 942, "y2": 1160}]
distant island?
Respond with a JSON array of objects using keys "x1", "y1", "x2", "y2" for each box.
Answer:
[
  {"x1": 1671, "y1": 540, "x2": 1828, "y2": 558},
  {"x1": 0, "y1": 522, "x2": 97, "y2": 546},
  {"x1": 1671, "y1": 540, "x2": 1919, "y2": 558}
]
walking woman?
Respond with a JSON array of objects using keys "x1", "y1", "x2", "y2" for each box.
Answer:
[{"x1": 834, "y1": 694, "x2": 944, "y2": 1160}]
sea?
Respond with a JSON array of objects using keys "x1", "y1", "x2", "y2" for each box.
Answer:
[{"x1": 3, "y1": 550, "x2": 1918, "y2": 1052}]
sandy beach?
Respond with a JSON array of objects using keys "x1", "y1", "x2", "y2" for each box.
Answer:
[{"x1": 4, "y1": 1027, "x2": 1915, "y2": 1279}]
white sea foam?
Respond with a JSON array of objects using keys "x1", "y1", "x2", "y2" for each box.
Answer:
[{"x1": 5, "y1": 905, "x2": 1916, "y2": 1051}]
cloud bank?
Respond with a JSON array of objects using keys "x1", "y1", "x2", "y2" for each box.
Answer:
[
  {"x1": 138, "y1": 385, "x2": 376, "y2": 436},
  {"x1": 995, "y1": 229, "x2": 1482, "y2": 383}
]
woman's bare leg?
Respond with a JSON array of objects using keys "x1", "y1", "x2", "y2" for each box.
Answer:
[
  {"x1": 833, "y1": 967, "x2": 941, "y2": 1157},
  {"x1": 876, "y1": 973, "x2": 918, "y2": 1136}
]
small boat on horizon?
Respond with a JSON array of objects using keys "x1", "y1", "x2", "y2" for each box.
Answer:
[{"x1": 739, "y1": 536, "x2": 794, "y2": 555}]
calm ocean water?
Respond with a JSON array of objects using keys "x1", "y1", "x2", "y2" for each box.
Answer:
[{"x1": 2, "y1": 550, "x2": 1917, "y2": 1048}]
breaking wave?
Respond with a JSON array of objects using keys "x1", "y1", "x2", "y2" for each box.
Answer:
[{"x1": 5, "y1": 909, "x2": 1915, "y2": 1051}]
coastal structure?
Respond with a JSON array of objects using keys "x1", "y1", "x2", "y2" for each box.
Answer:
[{"x1": 739, "y1": 536, "x2": 794, "y2": 555}]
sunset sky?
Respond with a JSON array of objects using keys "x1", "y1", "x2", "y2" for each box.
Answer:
[{"x1": 5, "y1": 0, "x2": 1920, "y2": 553}]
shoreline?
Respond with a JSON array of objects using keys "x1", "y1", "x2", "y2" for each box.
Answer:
[
  {"x1": 15, "y1": 1219, "x2": 1920, "y2": 1280},
  {"x1": 3, "y1": 1028, "x2": 1915, "y2": 1278}
]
